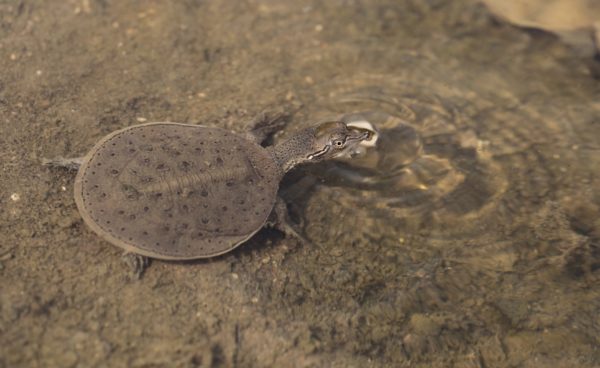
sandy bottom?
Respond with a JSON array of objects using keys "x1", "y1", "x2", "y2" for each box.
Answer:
[{"x1": 1, "y1": 1, "x2": 599, "y2": 367}]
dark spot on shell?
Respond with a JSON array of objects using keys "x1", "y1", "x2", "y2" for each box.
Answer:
[
  {"x1": 222, "y1": 206, "x2": 228, "y2": 211},
  {"x1": 202, "y1": 218, "x2": 209, "y2": 224},
  {"x1": 118, "y1": 210, "x2": 125, "y2": 215},
  {"x1": 144, "y1": 206, "x2": 149, "y2": 212},
  {"x1": 201, "y1": 190, "x2": 208, "y2": 197}
]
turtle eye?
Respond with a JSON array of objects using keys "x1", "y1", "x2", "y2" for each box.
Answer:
[{"x1": 332, "y1": 139, "x2": 345, "y2": 148}]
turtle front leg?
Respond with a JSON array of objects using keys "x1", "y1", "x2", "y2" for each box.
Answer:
[
  {"x1": 42, "y1": 156, "x2": 85, "y2": 172},
  {"x1": 121, "y1": 252, "x2": 150, "y2": 279},
  {"x1": 268, "y1": 197, "x2": 310, "y2": 246},
  {"x1": 244, "y1": 110, "x2": 294, "y2": 145}
]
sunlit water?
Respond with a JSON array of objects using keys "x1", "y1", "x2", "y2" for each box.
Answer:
[{"x1": 273, "y1": 61, "x2": 599, "y2": 364}]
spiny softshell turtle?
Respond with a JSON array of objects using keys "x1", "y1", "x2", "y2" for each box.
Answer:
[{"x1": 48, "y1": 115, "x2": 374, "y2": 260}]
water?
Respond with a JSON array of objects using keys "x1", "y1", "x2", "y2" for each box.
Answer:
[
  {"x1": 277, "y1": 56, "x2": 600, "y2": 365},
  {"x1": 1, "y1": 1, "x2": 599, "y2": 367}
]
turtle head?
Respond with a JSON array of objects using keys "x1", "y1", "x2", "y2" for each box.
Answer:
[
  {"x1": 306, "y1": 121, "x2": 374, "y2": 161},
  {"x1": 272, "y1": 120, "x2": 376, "y2": 173}
]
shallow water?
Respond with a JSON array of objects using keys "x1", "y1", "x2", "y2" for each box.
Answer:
[{"x1": 1, "y1": 0, "x2": 599, "y2": 367}]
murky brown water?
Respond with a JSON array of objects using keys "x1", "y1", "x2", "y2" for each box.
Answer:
[{"x1": 1, "y1": 1, "x2": 599, "y2": 367}]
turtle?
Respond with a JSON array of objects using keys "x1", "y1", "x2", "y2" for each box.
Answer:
[{"x1": 45, "y1": 113, "x2": 374, "y2": 272}]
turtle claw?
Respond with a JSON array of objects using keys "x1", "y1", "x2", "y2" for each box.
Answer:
[
  {"x1": 275, "y1": 217, "x2": 311, "y2": 247},
  {"x1": 121, "y1": 252, "x2": 150, "y2": 279},
  {"x1": 42, "y1": 156, "x2": 84, "y2": 171}
]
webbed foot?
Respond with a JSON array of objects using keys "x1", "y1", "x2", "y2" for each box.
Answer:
[
  {"x1": 121, "y1": 252, "x2": 150, "y2": 279},
  {"x1": 268, "y1": 197, "x2": 311, "y2": 247},
  {"x1": 244, "y1": 107, "x2": 299, "y2": 145},
  {"x1": 42, "y1": 156, "x2": 84, "y2": 171}
]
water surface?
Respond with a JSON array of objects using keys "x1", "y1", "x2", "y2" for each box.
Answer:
[{"x1": 1, "y1": 1, "x2": 599, "y2": 367}]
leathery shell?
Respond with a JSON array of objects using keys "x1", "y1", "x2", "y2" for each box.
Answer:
[{"x1": 74, "y1": 122, "x2": 280, "y2": 260}]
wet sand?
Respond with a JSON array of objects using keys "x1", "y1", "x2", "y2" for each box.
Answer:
[{"x1": 1, "y1": 1, "x2": 599, "y2": 367}]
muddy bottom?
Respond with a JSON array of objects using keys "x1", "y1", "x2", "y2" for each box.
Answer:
[{"x1": 1, "y1": 1, "x2": 600, "y2": 367}]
